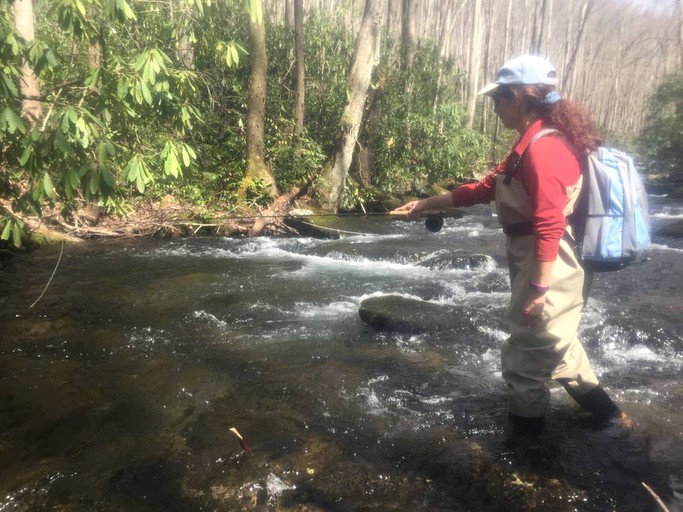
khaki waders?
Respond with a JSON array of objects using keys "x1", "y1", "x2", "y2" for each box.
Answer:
[{"x1": 496, "y1": 172, "x2": 600, "y2": 418}]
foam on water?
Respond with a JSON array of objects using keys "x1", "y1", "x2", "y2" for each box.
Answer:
[
  {"x1": 294, "y1": 300, "x2": 358, "y2": 318},
  {"x1": 650, "y1": 243, "x2": 683, "y2": 253},
  {"x1": 190, "y1": 310, "x2": 228, "y2": 328}
]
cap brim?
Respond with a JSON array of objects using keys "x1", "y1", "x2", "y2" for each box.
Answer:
[{"x1": 477, "y1": 82, "x2": 499, "y2": 96}]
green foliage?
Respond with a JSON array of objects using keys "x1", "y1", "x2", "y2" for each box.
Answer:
[
  {"x1": 0, "y1": 214, "x2": 24, "y2": 248},
  {"x1": 638, "y1": 72, "x2": 683, "y2": 177},
  {"x1": 1, "y1": 3, "x2": 495, "y2": 241},
  {"x1": 268, "y1": 134, "x2": 326, "y2": 191},
  {"x1": 0, "y1": 0, "x2": 253, "y2": 246},
  {"x1": 372, "y1": 45, "x2": 490, "y2": 197}
]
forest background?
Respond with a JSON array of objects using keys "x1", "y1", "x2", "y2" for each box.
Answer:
[{"x1": 1, "y1": 0, "x2": 682, "y2": 245}]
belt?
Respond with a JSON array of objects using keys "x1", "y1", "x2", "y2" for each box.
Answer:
[{"x1": 502, "y1": 222, "x2": 534, "y2": 236}]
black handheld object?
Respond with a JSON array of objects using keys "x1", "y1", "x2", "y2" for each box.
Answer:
[{"x1": 424, "y1": 214, "x2": 444, "y2": 233}]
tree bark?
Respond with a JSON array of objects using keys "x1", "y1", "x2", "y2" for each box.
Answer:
[
  {"x1": 433, "y1": 0, "x2": 463, "y2": 114},
  {"x1": 562, "y1": 0, "x2": 592, "y2": 96},
  {"x1": 240, "y1": 0, "x2": 278, "y2": 201},
  {"x1": 480, "y1": 0, "x2": 493, "y2": 132},
  {"x1": 536, "y1": 0, "x2": 549, "y2": 55},
  {"x1": 174, "y1": 0, "x2": 195, "y2": 69},
  {"x1": 678, "y1": 0, "x2": 683, "y2": 68},
  {"x1": 387, "y1": 0, "x2": 401, "y2": 40},
  {"x1": 316, "y1": 0, "x2": 385, "y2": 212},
  {"x1": 294, "y1": 0, "x2": 305, "y2": 137},
  {"x1": 358, "y1": 68, "x2": 386, "y2": 187},
  {"x1": 12, "y1": 0, "x2": 42, "y2": 125},
  {"x1": 466, "y1": 0, "x2": 483, "y2": 128},
  {"x1": 285, "y1": 0, "x2": 295, "y2": 28},
  {"x1": 401, "y1": 0, "x2": 418, "y2": 73}
]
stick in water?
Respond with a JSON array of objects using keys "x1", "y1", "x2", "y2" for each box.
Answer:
[
  {"x1": 641, "y1": 481, "x2": 671, "y2": 512},
  {"x1": 229, "y1": 427, "x2": 251, "y2": 452}
]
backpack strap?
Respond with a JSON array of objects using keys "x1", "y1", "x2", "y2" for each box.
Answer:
[{"x1": 503, "y1": 128, "x2": 561, "y2": 185}]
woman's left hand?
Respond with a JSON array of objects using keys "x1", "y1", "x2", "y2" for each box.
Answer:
[{"x1": 523, "y1": 292, "x2": 546, "y2": 327}]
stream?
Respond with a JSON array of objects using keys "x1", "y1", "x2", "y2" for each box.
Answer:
[{"x1": 0, "y1": 197, "x2": 682, "y2": 511}]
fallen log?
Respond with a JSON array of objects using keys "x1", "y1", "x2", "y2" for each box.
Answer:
[{"x1": 247, "y1": 179, "x2": 312, "y2": 237}]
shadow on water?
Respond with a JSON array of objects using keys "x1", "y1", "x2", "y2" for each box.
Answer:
[{"x1": 0, "y1": 202, "x2": 682, "y2": 511}]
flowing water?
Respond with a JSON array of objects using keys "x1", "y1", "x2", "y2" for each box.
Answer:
[{"x1": 0, "y1": 199, "x2": 682, "y2": 511}]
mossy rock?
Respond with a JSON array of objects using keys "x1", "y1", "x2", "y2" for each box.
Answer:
[{"x1": 30, "y1": 225, "x2": 82, "y2": 246}]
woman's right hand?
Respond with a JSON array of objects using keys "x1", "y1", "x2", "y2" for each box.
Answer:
[{"x1": 391, "y1": 199, "x2": 425, "y2": 219}]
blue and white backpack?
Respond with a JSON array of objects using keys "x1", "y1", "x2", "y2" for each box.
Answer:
[
  {"x1": 522, "y1": 130, "x2": 651, "y2": 272},
  {"x1": 572, "y1": 146, "x2": 651, "y2": 272}
]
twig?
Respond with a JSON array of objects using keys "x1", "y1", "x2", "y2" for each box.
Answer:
[
  {"x1": 30, "y1": 240, "x2": 64, "y2": 309},
  {"x1": 642, "y1": 482, "x2": 671, "y2": 512}
]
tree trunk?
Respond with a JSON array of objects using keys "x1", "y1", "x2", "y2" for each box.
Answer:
[
  {"x1": 387, "y1": 0, "x2": 401, "y2": 40},
  {"x1": 174, "y1": 1, "x2": 195, "y2": 69},
  {"x1": 503, "y1": 0, "x2": 513, "y2": 60},
  {"x1": 358, "y1": 68, "x2": 386, "y2": 187},
  {"x1": 466, "y1": 0, "x2": 483, "y2": 128},
  {"x1": 401, "y1": 0, "x2": 418, "y2": 73},
  {"x1": 12, "y1": 0, "x2": 42, "y2": 125},
  {"x1": 480, "y1": 0, "x2": 493, "y2": 133},
  {"x1": 294, "y1": 0, "x2": 305, "y2": 137},
  {"x1": 240, "y1": 0, "x2": 278, "y2": 201},
  {"x1": 562, "y1": 0, "x2": 591, "y2": 97},
  {"x1": 678, "y1": 0, "x2": 683, "y2": 68},
  {"x1": 285, "y1": 0, "x2": 295, "y2": 28},
  {"x1": 316, "y1": 0, "x2": 385, "y2": 212},
  {"x1": 433, "y1": 0, "x2": 462, "y2": 114},
  {"x1": 520, "y1": 0, "x2": 530, "y2": 55},
  {"x1": 536, "y1": 0, "x2": 549, "y2": 55}
]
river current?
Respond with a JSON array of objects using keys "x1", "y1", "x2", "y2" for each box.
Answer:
[{"x1": 0, "y1": 198, "x2": 681, "y2": 511}]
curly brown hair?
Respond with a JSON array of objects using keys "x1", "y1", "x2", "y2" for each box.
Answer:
[{"x1": 512, "y1": 84, "x2": 603, "y2": 154}]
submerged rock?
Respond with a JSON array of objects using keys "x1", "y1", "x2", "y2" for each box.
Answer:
[
  {"x1": 358, "y1": 295, "x2": 479, "y2": 334},
  {"x1": 417, "y1": 252, "x2": 497, "y2": 271},
  {"x1": 656, "y1": 220, "x2": 683, "y2": 238}
]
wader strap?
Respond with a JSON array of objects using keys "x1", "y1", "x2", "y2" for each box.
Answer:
[{"x1": 503, "y1": 128, "x2": 561, "y2": 185}]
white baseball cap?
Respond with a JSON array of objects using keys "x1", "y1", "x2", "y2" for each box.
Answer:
[{"x1": 478, "y1": 55, "x2": 558, "y2": 95}]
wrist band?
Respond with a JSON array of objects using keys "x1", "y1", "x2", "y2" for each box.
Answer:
[{"x1": 529, "y1": 282, "x2": 549, "y2": 294}]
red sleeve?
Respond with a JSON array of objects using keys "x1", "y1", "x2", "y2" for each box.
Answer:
[
  {"x1": 522, "y1": 137, "x2": 581, "y2": 261},
  {"x1": 451, "y1": 170, "x2": 498, "y2": 207}
]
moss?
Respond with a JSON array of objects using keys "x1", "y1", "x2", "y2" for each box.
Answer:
[{"x1": 29, "y1": 226, "x2": 82, "y2": 246}]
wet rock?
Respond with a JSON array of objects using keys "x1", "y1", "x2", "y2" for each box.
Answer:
[
  {"x1": 476, "y1": 271, "x2": 510, "y2": 293},
  {"x1": 417, "y1": 252, "x2": 497, "y2": 271},
  {"x1": 656, "y1": 220, "x2": 683, "y2": 238},
  {"x1": 358, "y1": 295, "x2": 478, "y2": 334}
]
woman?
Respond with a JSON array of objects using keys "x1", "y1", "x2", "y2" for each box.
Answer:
[{"x1": 393, "y1": 55, "x2": 631, "y2": 434}]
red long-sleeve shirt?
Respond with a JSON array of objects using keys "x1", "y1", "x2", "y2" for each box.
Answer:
[{"x1": 451, "y1": 120, "x2": 581, "y2": 261}]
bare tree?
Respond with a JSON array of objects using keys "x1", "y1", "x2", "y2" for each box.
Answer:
[
  {"x1": 466, "y1": 0, "x2": 483, "y2": 128},
  {"x1": 12, "y1": 0, "x2": 42, "y2": 125},
  {"x1": 316, "y1": 0, "x2": 386, "y2": 211},
  {"x1": 562, "y1": 0, "x2": 592, "y2": 97}
]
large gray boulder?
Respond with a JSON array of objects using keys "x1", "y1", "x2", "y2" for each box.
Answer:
[{"x1": 358, "y1": 295, "x2": 479, "y2": 334}]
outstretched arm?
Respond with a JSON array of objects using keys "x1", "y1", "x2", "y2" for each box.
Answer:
[{"x1": 391, "y1": 193, "x2": 455, "y2": 219}]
